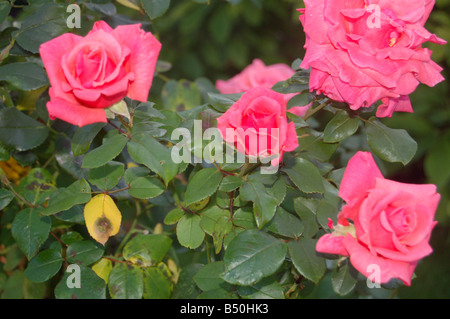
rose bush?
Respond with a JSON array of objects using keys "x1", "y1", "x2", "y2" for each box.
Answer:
[
  {"x1": 317, "y1": 151, "x2": 440, "y2": 285},
  {"x1": 299, "y1": 0, "x2": 446, "y2": 117},
  {"x1": 0, "y1": 0, "x2": 448, "y2": 301},
  {"x1": 39, "y1": 20, "x2": 161, "y2": 127}
]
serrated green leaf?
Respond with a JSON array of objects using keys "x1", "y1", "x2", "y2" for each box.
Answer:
[
  {"x1": 123, "y1": 234, "x2": 172, "y2": 266},
  {"x1": 237, "y1": 277, "x2": 285, "y2": 299},
  {"x1": 15, "y1": 168, "x2": 56, "y2": 205},
  {"x1": 0, "y1": 62, "x2": 49, "y2": 91},
  {"x1": 0, "y1": 189, "x2": 14, "y2": 210},
  {"x1": 140, "y1": 0, "x2": 171, "y2": 19},
  {"x1": 194, "y1": 261, "x2": 229, "y2": 292},
  {"x1": 288, "y1": 238, "x2": 325, "y2": 283},
  {"x1": 128, "y1": 176, "x2": 165, "y2": 199},
  {"x1": 265, "y1": 206, "x2": 303, "y2": 238},
  {"x1": 332, "y1": 262, "x2": 358, "y2": 296},
  {"x1": 11, "y1": 208, "x2": 51, "y2": 260},
  {"x1": 283, "y1": 158, "x2": 325, "y2": 194},
  {"x1": 88, "y1": 161, "x2": 125, "y2": 190},
  {"x1": 221, "y1": 229, "x2": 287, "y2": 286},
  {"x1": 71, "y1": 123, "x2": 105, "y2": 156},
  {"x1": 142, "y1": 266, "x2": 173, "y2": 299},
  {"x1": 163, "y1": 207, "x2": 185, "y2": 225},
  {"x1": 0, "y1": 108, "x2": 49, "y2": 151}
]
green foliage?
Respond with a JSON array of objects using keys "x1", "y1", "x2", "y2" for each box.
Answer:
[{"x1": 0, "y1": 0, "x2": 448, "y2": 301}]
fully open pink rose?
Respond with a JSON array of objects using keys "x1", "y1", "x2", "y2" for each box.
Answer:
[
  {"x1": 316, "y1": 152, "x2": 440, "y2": 286},
  {"x1": 299, "y1": 0, "x2": 446, "y2": 117},
  {"x1": 39, "y1": 21, "x2": 161, "y2": 127},
  {"x1": 216, "y1": 59, "x2": 311, "y2": 117},
  {"x1": 216, "y1": 87, "x2": 299, "y2": 166}
]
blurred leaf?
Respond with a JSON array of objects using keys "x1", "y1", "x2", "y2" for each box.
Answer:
[
  {"x1": 288, "y1": 238, "x2": 325, "y2": 284},
  {"x1": 82, "y1": 134, "x2": 128, "y2": 169},
  {"x1": 0, "y1": 2, "x2": 11, "y2": 25},
  {"x1": 24, "y1": 249, "x2": 63, "y2": 283},
  {"x1": 66, "y1": 240, "x2": 104, "y2": 266},
  {"x1": 218, "y1": 174, "x2": 242, "y2": 192},
  {"x1": 140, "y1": 0, "x2": 171, "y2": 19},
  {"x1": 108, "y1": 263, "x2": 143, "y2": 299},
  {"x1": 91, "y1": 258, "x2": 113, "y2": 284},
  {"x1": 129, "y1": 176, "x2": 165, "y2": 199},
  {"x1": 323, "y1": 111, "x2": 360, "y2": 143},
  {"x1": 162, "y1": 79, "x2": 202, "y2": 112},
  {"x1": 365, "y1": 117, "x2": 417, "y2": 165},
  {"x1": 0, "y1": 62, "x2": 48, "y2": 91},
  {"x1": 221, "y1": 229, "x2": 287, "y2": 286},
  {"x1": 123, "y1": 166, "x2": 150, "y2": 185},
  {"x1": 11, "y1": 208, "x2": 51, "y2": 260},
  {"x1": 0, "y1": 108, "x2": 49, "y2": 151},
  {"x1": 42, "y1": 179, "x2": 91, "y2": 216},
  {"x1": 425, "y1": 136, "x2": 450, "y2": 188},
  {"x1": 0, "y1": 189, "x2": 14, "y2": 210}
]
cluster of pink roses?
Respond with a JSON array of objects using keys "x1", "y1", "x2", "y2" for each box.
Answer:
[{"x1": 39, "y1": 0, "x2": 445, "y2": 287}]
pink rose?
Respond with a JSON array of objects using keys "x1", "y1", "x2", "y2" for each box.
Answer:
[
  {"x1": 39, "y1": 21, "x2": 161, "y2": 127},
  {"x1": 316, "y1": 152, "x2": 440, "y2": 286},
  {"x1": 216, "y1": 87, "x2": 299, "y2": 166},
  {"x1": 216, "y1": 59, "x2": 311, "y2": 117},
  {"x1": 299, "y1": 0, "x2": 446, "y2": 117}
]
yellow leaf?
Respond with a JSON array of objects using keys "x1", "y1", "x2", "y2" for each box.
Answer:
[
  {"x1": 0, "y1": 157, "x2": 30, "y2": 184},
  {"x1": 91, "y1": 258, "x2": 113, "y2": 284},
  {"x1": 84, "y1": 194, "x2": 122, "y2": 245},
  {"x1": 116, "y1": 0, "x2": 141, "y2": 11}
]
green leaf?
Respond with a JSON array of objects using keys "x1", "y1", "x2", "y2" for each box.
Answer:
[
  {"x1": 128, "y1": 176, "x2": 165, "y2": 199},
  {"x1": 15, "y1": 168, "x2": 56, "y2": 205},
  {"x1": 232, "y1": 207, "x2": 256, "y2": 230},
  {"x1": 0, "y1": 62, "x2": 49, "y2": 91},
  {"x1": 108, "y1": 263, "x2": 144, "y2": 299},
  {"x1": 54, "y1": 265, "x2": 106, "y2": 299},
  {"x1": 207, "y1": 92, "x2": 243, "y2": 113},
  {"x1": 161, "y1": 79, "x2": 202, "y2": 111},
  {"x1": 425, "y1": 138, "x2": 450, "y2": 188},
  {"x1": 0, "y1": 189, "x2": 14, "y2": 210},
  {"x1": 71, "y1": 123, "x2": 105, "y2": 156},
  {"x1": 163, "y1": 208, "x2": 185, "y2": 225},
  {"x1": 13, "y1": 3, "x2": 68, "y2": 54},
  {"x1": 88, "y1": 161, "x2": 125, "y2": 190},
  {"x1": 123, "y1": 166, "x2": 150, "y2": 185},
  {"x1": 194, "y1": 261, "x2": 229, "y2": 292},
  {"x1": 293, "y1": 197, "x2": 319, "y2": 238},
  {"x1": 282, "y1": 158, "x2": 325, "y2": 194},
  {"x1": 237, "y1": 277, "x2": 285, "y2": 299},
  {"x1": 218, "y1": 174, "x2": 243, "y2": 192},
  {"x1": 11, "y1": 208, "x2": 51, "y2": 260},
  {"x1": 172, "y1": 263, "x2": 203, "y2": 299},
  {"x1": 365, "y1": 117, "x2": 417, "y2": 165},
  {"x1": 331, "y1": 262, "x2": 358, "y2": 296},
  {"x1": 123, "y1": 234, "x2": 172, "y2": 266},
  {"x1": 239, "y1": 180, "x2": 278, "y2": 229},
  {"x1": 221, "y1": 229, "x2": 287, "y2": 286},
  {"x1": 140, "y1": 0, "x2": 171, "y2": 19},
  {"x1": 200, "y1": 206, "x2": 230, "y2": 235},
  {"x1": 184, "y1": 168, "x2": 223, "y2": 206},
  {"x1": 288, "y1": 238, "x2": 326, "y2": 283},
  {"x1": 1, "y1": 270, "x2": 24, "y2": 299},
  {"x1": 24, "y1": 249, "x2": 63, "y2": 283},
  {"x1": 142, "y1": 266, "x2": 173, "y2": 299},
  {"x1": 323, "y1": 111, "x2": 360, "y2": 143},
  {"x1": 66, "y1": 240, "x2": 104, "y2": 266},
  {"x1": 0, "y1": 108, "x2": 49, "y2": 151},
  {"x1": 127, "y1": 133, "x2": 179, "y2": 185},
  {"x1": 0, "y1": 2, "x2": 11, "y2": 25},
  {"x1": 82, "y1": 134, "x2": 128, "y2": 168},
  {"x1": 265, "y1": 207, "x2": 303, "y2": 238},
  {"x1": 176, "y1": 214, "x2": 205, "y2": 249},
  {"x1": 41, "y1": 179, "x2": 91, "y2": 216},
  {"x1": 297, "y1": 127, "x2": 338, "y2": 162}
]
